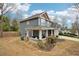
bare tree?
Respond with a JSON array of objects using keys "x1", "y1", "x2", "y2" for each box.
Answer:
[
  {"x1": 71, "y1": 21, "x2": 78, "y2": 34},
  {"x1": 74, "y1": 3, "x2": 79, "y2": 36},
  {"x1": 60, "y1": 16, "x2": 67, "y2": 30},
  {"x1": 0, "y1": 3, "x2": 16, "y2": 37}
]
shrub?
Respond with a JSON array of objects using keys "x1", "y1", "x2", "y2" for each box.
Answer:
[
  {"x1": 37, "y1": 40, "x2": 45, "y2": 49},
  {"x1": 37, "y1": 36, "x2": 57, "y2": 51},
  {"x1": 59, "y1": 32, "x2": 63, "y2": 35},
  {"x1": 59, "y1": 31, "x2": 78, "y2": 38},
  {"x1": 21, "y1": 36, "x2": 24, "y2": 41},
  {"x1": 26, "y1": 37, "x2": 29, "y2": 41},
  {"x1": 46, "y1": 36, "x2": 57, "y2": 44}
]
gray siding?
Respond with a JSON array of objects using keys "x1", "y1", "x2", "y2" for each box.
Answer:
[
  {"x1": 29, "y1": 18, "x2": 38, "y2": 26},
  {"x1": 20, "y1": 18, "x2": 39, "y2": 37},
  {"x1": 20, "y1": 22, "x2": 26, "y2": 37},
  {"x1": 40, "y1": 18, "x2": 52, "y2": 27},
  {"x1": 20, "y1": 17, "x2": 54, "y2": 37}
]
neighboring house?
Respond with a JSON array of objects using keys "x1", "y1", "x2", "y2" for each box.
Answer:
[{"x1": 19, "y1": 12, "x2": 60, "y2": 40}]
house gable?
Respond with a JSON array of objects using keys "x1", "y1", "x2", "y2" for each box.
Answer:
[
  {"x1": 20, "y1": 12, "x2": 52, "y2": 23},
  {"x1": 40, "y1": 12, "x2": 50, "y2": 20}
]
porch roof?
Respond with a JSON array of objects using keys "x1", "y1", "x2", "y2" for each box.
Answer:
[{"x1": 25, "y1": 26, "x2": 55, "y2": 30}]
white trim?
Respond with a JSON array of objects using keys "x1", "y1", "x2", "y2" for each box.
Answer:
[
  {"x1": 25, "y1": 27, "x2": 55, "y2": 30},
  {"x1": 51, "y1": 30, "x2": 53, "y2": 36},
  {"x1": 27, "y1": 30, "x2": 29, "y2": 37},
  {"x1": 32, "y1": 30, "x2": 33, "y2": 36},
  {"x1": 39, "y1": 30, "x2": 42, "y2": 40},
  {"x1": 38, "y1": 18, "x2": 41, "y2": 25},
  {"x1": 46, "y1": 30, "x2": 48, "y2": 37}
]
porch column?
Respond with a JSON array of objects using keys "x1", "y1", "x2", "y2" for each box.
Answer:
[
  {"x1": 39, "y1": 30, "x2": 42, "y2": 40},
  {"x1": 32, "y1": 30, "x2": 33, "y2": 37},
  {"x1": 27, "y1": 30, "x2": 29, "y2": 37},
  {"x1": 51, "y1": 30, "x2": 53, "y2": 36},
  {"x1": 46, "y1": 30, "x2": 48, "y2": 37},
  {"x1": 55, "y1": 30, "x2": 59, "y2": 36}
]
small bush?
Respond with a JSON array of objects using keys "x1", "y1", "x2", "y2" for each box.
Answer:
[
  {"x1": 26, "y1": 37, "x2": 29, "y2": 41},
  {"x1": 59, "y1": 32, "x2": 63, "y2": 35},
  {"x1": 46, "y1": 36, "x2": 57, "y2": 44},
  {"x1": 21, "y1": 36, "x2": 24, "y2": 41},
  {"x1": 37, "y1": 40, "x2": 45, "y2": 49},
  {"x1": 37, "y1": 36, "x2": 57, "y2": 51}
]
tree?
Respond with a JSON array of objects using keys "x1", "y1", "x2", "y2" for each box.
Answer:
[
  {"x1": 0, "y1": 3, "x2": 16, "y2": 37},
  {"x1": 0, "y1": 3, "x2": 29, "y2": 37},
  {"x1": 71, "y1": 22, "x2": 77, "y2": 34},
  {"x1": 2, "y1": 16, "x2": 10, "y2": 31},
  {"x1": 0, "y1": 4, "x2": 4, "y2": 37},
  {"x1": 61, "y1": 16, "x2": 67, "y2": 30},
  {"x1": 11, "y1": 19, "x2": 18, "y2": 31},
  {"x1": 73, "y1": 3, "x2": 79, "y2": 36}
]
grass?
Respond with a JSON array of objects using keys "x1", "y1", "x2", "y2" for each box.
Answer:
[{"x1": 0, "y1": 32, "x2": 79, "y2": 55}]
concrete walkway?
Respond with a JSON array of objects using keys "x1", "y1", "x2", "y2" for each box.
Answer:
[{"x1": 59, "y1": 36, "x2": 79, "y2": 42}]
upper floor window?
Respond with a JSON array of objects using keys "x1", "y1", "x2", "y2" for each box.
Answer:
[
  {"x1": 47, "y1": 21, "x2": 51, "y2": 26},
  {"x1": 41, "y1": 19, "x2": 46, "y2": 26},
  {"x1": 26, "y1": 21, "x2": 30, "y2": 25}
]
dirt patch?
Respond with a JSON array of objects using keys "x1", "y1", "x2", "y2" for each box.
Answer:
[{"x1": 0, "y1": 33, "x2": 79, "y2": 56}]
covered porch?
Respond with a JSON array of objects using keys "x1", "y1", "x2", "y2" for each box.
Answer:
[{"x1": 25, "y1": 27, "x2": 58, "y2": 40}]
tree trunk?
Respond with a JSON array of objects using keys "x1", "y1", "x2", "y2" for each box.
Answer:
[
  {"x1": 77, "y1": 26, "x2": 79, "y2": 36},
  {"x1": 0, "y1": 28, "x2": 3, "y2": 37},
  {"x1": 0, "y1": 3, "x2": 4, "y2": 37},
  {"x1": 0, "y1": 16, "x2": 3, "y2": 37}
]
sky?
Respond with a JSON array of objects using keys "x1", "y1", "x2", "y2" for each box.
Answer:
[
  {"x1": 6, "y1": 3, "x2": 74, "y2": 19},
  {"x1": 29, "y1": 3, "x2": 73, "y2": 13},
  {"x1": 4, "y1": 3, "x2": 78, "y2": 28}
]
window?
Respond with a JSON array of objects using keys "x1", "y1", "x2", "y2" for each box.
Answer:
[
  {"x1": 26, "y1": 21, "x2": 30, "y2": 25},
  {"x1": 47, "y1": 21, "x2": 51, "y2": 27},
  {"x1": 41, "y1": 19, "x2": 46, "y2": 26}
]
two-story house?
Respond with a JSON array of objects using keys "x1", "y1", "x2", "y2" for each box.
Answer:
[{"x1": 20, "y1": 12, "x2": 60, "y2": 40}]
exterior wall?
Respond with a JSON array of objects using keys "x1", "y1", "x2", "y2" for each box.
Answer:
[
  {"x1": 20, "y1": 22, "x2": 26, "y2": 37},
  {"x1": 40, "y1": 18, "x2": 47, "y2": 26},
  {"x1": 29, "y1": 30, "x2": 33, "y2": 37},
  {"x1": 20, "y1": 17, "x2": 59, "y2": 38},
  {"x1": 20, "y1": 18, "x2": 39, "y2": 37},
  {"x1": 29, "y1": 18, "x2": 39, "y2": 26},
  {"x1": 39, "y1": 18, "x2": 52, "y2": 27}
]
